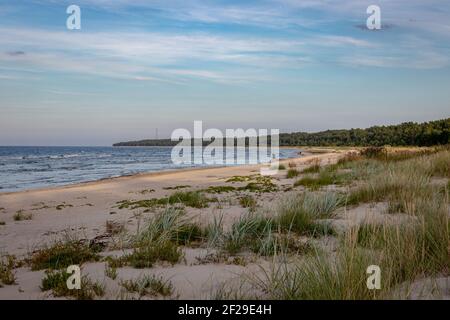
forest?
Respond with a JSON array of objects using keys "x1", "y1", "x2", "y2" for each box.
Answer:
[{"x1": 113, "y1": 118, "x2": 450, "y2": 147}]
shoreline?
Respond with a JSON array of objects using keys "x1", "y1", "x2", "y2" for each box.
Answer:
[
  {"x1": 0, "y1": 151, "x2": 310, "y2": 196},
  {"x1": 0, "y1": 150, "x2": 347, "y2": 299}
]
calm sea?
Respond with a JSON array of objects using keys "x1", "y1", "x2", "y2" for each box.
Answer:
[{"x1": 0, "y1": 146, "x2": 301, "y2": 192}]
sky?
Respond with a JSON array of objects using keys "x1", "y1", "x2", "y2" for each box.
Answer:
[{"x1": 0, "y1": 0, "x2": 449, "y2": 146}]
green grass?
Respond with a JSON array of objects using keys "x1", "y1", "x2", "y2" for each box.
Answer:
[
  {"x1": 105, "y1": 262, "x2": 117, "y2": 280},
  {"x1": 294, "y1": 169, "x2": 350, "y2": 190},
  {"x1": 41, "y1": 269, "x2": 105, "y2": 300},
  {"x1": 251, "y1": 172, "x2": 449, "y2": 300},
  {"x1": 204, "y1": 214, "x2": 224, "y2": 248},
  {"x1": 225, "y1": 175, "x2": 278, "y2": 193},
  {"x1": 0, "y1": 255, "x2": 17, "y2": 286},
  {"x1": 202, "y1": 186, "x2": 236, "y2": 194},
  {"x1": 120, "y1": 274, "x2": 173, "y2": 297},
  {"x1": 286, "y1": 168, "x2": 300, "y2": 179},
  {"x1": 302, "y1": 162, "x2": 321, "y2": 174},
  {"x1": 29, "y1": 240, "x2": 101, "y2": 271},
  {"x1": 276, "y1": 192, "x2": 340, "y2": 237},
  {"x1": 226, "y1": 175, "x2": 255, "y2": 183},
  {"x1": 136, "y1": 207, "x2": 204, "y2": 245},
  {"x1": 117, "y1": 191, "x2": 212, "y2": 210},
  {"x1": 239, "y1": 195, "x2": 257, "y2": 210},
  {"x1": 223, "y1": 214, "x2": 270, "y2": 254},
  {"x1": 113, "y1": 207, "x2": 200, "y2": 268},
  {"x1": 278, "y1": 164, "x2": 286, "y2": 170},
  {"x1": 126, "y1": 241, "x2": 181, "y2": 268},
  {"x1": 346, "y1": 161, "x2": 433, "y2": 207}
]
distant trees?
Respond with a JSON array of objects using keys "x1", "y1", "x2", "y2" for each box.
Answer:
[
  {"x1": 279, "y1": 118, "x2": 449, "y2": 147},
  {"x1": 114, "y1": 118, "x2": 450, "y2": 147}
]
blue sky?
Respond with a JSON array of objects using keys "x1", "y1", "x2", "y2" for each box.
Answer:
[{"x1": 0, "y1": 0, "x2": 449, "y2": 146}]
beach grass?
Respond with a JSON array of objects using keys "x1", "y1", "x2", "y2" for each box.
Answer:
[{"x1": 29, "y1": 240, "x2": 101, "y2": 271}]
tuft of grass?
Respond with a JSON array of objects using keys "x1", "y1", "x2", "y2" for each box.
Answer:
[
  {"x1": 239, "y1": 195, "x2": 257, "y2": 211},
  {"x1": 0, "y1": 221, "x2": 5, "y2": 226},
  {"x1": 114, "y1": 207, "x2": 196, "y2": 268},
  {"x1": 286, "y1": 168, "x2": 300, "y2": 179},
  {"x1": 276, "y1": 192, "x2": 340, "y2": 237},
  {"x1": 346, "y1": 161, "x2": 432, "y2": 207},
  {"x1": 302, "y1": 159, "x2": 321, "y2": 174},
  {"x1": 136, "y1": 206, "x2": 203, "y2": 246},
  {"x1": 120, "y1": 274, "x2": 173, "y2": 297},
  {"x1": 223, "y1": 214, "x2": 271, "y2": 255},
  {"x1": 278, "y1": 164, "x2": 286, "y2": 170},
  {"x1": 426, "y1": 151, "x2": 450, "y2": 178},
  {"x1": 106, "y1": 220, "x2": 125, "y2": 235},
  {"x1": 13, "y1": 210, "x2": 32, "y2": 221},
  {"x1": 29, "y1": 240, "x2": 101, "y2": 271},
  {"x1": 41, "y1": 269, "x2": 105, "y2": 300},
  {"x1": 0, "y1": 255, "x2": 17, "y2": 286},
  {"x1": 105, "y1": 262, "x2": 117, "y2": 280},
  {"x1": 117, "y1": 191, "x2": 211, "y2": 210},
  {"x1": 226, "y1": 175, "x2": 255, "y2": 183},
  {"x1": 204, "y1": 214, "x2": 224, "y2": 248},
  {"x1": 203, "y1": 186, "x2": 236, "y2": 194},
  {"x1": 226, "y1": 175, "x2": 278, "y2": 192},
  {"x1": 124, "y1": 241, "x2": 181, "y2": 269},
  {"x1": 294, "y1": 169, "x2": 349, "y2": 190}
]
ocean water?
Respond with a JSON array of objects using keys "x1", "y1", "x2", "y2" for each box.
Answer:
[{"x1": 0, "y1": 146, "x2": 301, "y2": 192}]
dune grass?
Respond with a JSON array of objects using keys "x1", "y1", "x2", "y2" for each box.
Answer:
[
  {"x1": 117, "y1": 190, "x2": 212, "y2": 210},
  {"x1": 276, "y1": 192, "x2": 340, "y2": 237},
  {"x1": 286, "y1": 168, "x2": 300, "y2": 179},
  {"x1": 0, "y1": 255, "x2": 17, "y2": 286},
  {"x1": 29, "y1": 240, "x2": 101, "y2": 271},
  {"x1": 41, "y1": 269, "x2": 105, "y2": 300},
  {"x1": 247, "y1": 149, "x2": 450, "y2": 300},
  {"x1": 120, "y1": 274, "x2": 173, "y2": 297},
  {"x1": 239, "y1": 195, "x2": 257, "y2": 210}
]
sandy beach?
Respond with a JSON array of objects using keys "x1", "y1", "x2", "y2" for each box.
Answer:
[{"x1": 0, "y1": 151, "x2": 347, "y2": 299}]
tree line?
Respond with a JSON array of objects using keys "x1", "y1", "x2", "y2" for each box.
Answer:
[{"x1": 114, "y1": 118, "x2": 449, "y2": 147}]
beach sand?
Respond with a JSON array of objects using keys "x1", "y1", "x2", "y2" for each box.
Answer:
[{"x1": 0, "y1": 151, "x2": 348, "y2": 299}]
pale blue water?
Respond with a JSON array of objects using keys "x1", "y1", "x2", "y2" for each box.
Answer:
[{"x1": 0, "y1": 146, "x2": 301, "y2": 192}]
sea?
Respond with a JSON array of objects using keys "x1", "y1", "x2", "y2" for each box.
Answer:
[{"x1": 0, "y1": 146, "x2": 301, "y2": 193}]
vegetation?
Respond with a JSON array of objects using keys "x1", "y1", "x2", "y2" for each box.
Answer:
[
  {"x1": 105, "y1": 263, "x2": 118, "y2": 280},
  {"x1": 286, "y1": 168, "x2": 300, "y2": 179},
  {"x1": 239, "y1": 195, "x2": 257, "y2": 210},
  {"x1": 276, "y1": 192, "x2": 340, "y2": 237},
  {"x1": 237, "y1": 148, "x2": 450, "y2": 300},
  {"x1": 13, "y1": 210, "x2": 32, "y2": 221},
  {"x1": 114, "y1": 118, "x2": 449, "y2": 147},
  {"x1": 29, "y1": 240, "x2": 101, "y2": 271},
  {"x1": 120, "y1": 274, "x2": 173, "y2": 297},
  {"x1": 41, "y1": 269, "x2": 105, "y2": 300},
  {"x1": 0, "y1": 255, "x2": 17, "y2": 286},
  {"x1": 117, "y1": 191, "x2": 212, "y2": 210},
  {"x1": 109, "y1": 207, "x2": 199, "y2": 268}
]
